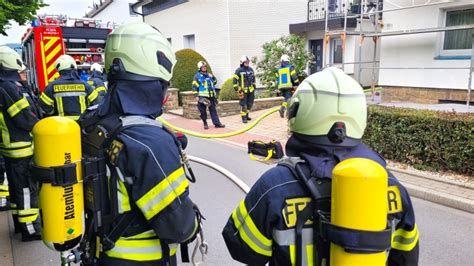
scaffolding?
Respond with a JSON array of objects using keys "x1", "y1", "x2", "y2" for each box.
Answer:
[{"x1": 322, "y1": 0, "x2": 474, "y2": 107}]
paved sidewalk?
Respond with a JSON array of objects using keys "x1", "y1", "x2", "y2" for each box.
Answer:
[{"x1": 163, "y1": 107, "x2": 474, "y2": 213}]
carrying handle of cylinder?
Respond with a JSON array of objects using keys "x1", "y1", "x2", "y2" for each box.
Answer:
[
  {"x1": 249, "y1": 150, "x2": 273, "y2": 161},
  {"x1": 31, "y1": 163, "x2": 78, "y2": 186}
]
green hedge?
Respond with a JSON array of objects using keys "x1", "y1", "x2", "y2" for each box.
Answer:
[
  {"x1": 219, "y1": 78, "x2": 239, "y2": 101},
  {"x1": 171, "y1": 49, "x2": 213, "y2": 98},
  {"x1": 364, "y1": 106, "x2": 474, "y2": 175}
]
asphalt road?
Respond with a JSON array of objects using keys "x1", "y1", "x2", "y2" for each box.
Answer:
[{"x1": 5, "y1": 136, "x2": 474, "y2": 265}]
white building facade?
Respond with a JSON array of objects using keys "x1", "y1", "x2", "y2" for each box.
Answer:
[
  {"x1": 142, "y1": 0, "x2": 308, "y2": 86},
  {"x1": 86, "y1": 0, "x2": 142, "y2": 27},
  {"x1": 378, "y1": 0, "x2": 474, "y2": 104}
]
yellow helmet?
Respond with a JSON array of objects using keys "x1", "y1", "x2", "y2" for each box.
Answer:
[
  {"x1": 55, "y1": 55, "x2": 77, "y2": 72},
  {"x1": 0, "y1": 46, "x2": 24, "y2": 71},
  {"x1": 105, "y1": 22, "x2": 176, "y2": 81},
  {"x1": 288, "y1": 67, "x2": 367, "y2": 146}
]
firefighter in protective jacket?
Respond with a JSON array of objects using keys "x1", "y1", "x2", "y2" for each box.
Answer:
[
  {"x1": 0, "y1": 46, "x2": 41, "y2": 241},
  {"x1": 275, "y1": 54, "x2": 299, "y2": 118},
  {"x1": 233, "y1": 56, "x2": 256, "y2": 123},
  {"x1": 88, "y1": 62, "x2": 107, "y2": 100},
  {"x1": 79, "y1": 22, "x2": 201, "y2": 265},
  {"x1": 222, "y1": 67, "x2": 419, "y2": 266},
  {"x1": 39, "y1": 55, "x2": 99, "y2": 120}
]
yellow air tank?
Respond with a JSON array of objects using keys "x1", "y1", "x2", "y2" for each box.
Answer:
[
  {"x1": 33, "y1": 117, "x2": 84, "y2": 252},
  {"x1": 330, "y1": 158, "x2": 388, "y2": 265}
]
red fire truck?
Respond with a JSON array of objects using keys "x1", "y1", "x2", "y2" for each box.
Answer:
[{"x1": 21, "y1": 15, "x2": 110, "y2": 94}]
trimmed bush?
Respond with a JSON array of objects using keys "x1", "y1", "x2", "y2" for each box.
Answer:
[
  {"x1": 219, "y1": 78, "x2": 239, "y2": 101},
  {"x1": 171, "y1": 49, "x2": 213, "y2": 101},
  {"x1": 364, "y1": 106, "x2": 474, "y2": 175}
]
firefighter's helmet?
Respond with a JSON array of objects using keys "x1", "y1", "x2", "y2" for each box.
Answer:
[
  {"x1": 240, "y1": 55, "x2": 250, "y2": 64},
  {"x1": 55, "y1": 55, "x2": 77, "y2": 72},
  {"x1": 281, "y1": 54, "x2": 290, "y2": 63},
  {"x1": 197, "y1": 61, "x2": 207, "y2": 70},
  {"x1": 105, "y1": 22, "x2": 176, "y2": 81},
  {"x1": 0, "y1": 46, "x2": 24, "y2": 71},
  {"x1": 90, "y1": 63, "x2": 103, "y2": 73},
  {"x1": 287, "y1": 67, "x2": 367, "y2": 146}
]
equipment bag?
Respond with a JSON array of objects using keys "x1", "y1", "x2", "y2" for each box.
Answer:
[{"x1": 248, "y1": 140, "x2": 284, "y2": 161}]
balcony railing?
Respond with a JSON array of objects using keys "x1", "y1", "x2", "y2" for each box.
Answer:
[{"x1": 307, "y1": 0, "x2": 382, "y2": 21}]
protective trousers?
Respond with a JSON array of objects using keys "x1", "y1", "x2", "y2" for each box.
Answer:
[
  {"x1": 4, "y1": 156, "x2": 40, "y2": 236},
  {"x1": 197, "y1": 97, "x2": 221, "y2": 125},
  {"x1": 239, "y1": 92, "x2": 255, "y2": 118},
  {"x1": 0, "y1": 156, "x2": 7, "y2": 210},
  {"x1": 280, "y1": 88, "x2": 292, "y2": 112}
]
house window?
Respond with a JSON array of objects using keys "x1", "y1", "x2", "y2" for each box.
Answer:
[
  {"x1": 442, "y1": 8, "x2": 474, "y2": 53},
  {"x1": 183, "y1": 34, "x2": 195, "y2": 50},
  {"x1": 167, "y1": 38, "x2": 172, "y2": 45},
  {"x1": 331, "y1": 39, "x2": 343, "y2": 64}
]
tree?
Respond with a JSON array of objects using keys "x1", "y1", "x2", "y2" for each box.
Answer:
[
  {"x1": 0, "y1": 0, "x2": 47, "y2": 35},
  {"x1": 252, "y1": 34, "x2": 314, "y2": 90}
]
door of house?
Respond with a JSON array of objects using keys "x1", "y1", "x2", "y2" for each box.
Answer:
[{"x1": 309, "y1": 39, "x2": 323, "y2": 74}]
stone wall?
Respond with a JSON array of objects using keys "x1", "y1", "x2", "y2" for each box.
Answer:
[
  {"x1": 163, "y1": 88, "x2": 179, "y2": 112},
  {"x1": 381, "y1": 86, "x2": 474, "y2": 104},
  {"x1": 181, "y1": 91, "x2": 283, "y2": 120}
]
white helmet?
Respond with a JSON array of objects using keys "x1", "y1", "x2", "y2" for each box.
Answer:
[
  {"x1": 90, "y1": 63, "x2": 103, "y2": 73},
  {"x1": 197, "y1": 61, "x2": 207, "y2": 70},
  {"x1": 281, "y1": 54, "x2": 290, "y2": 63},
  {"x1": 240, "y1": 55, "x2": 250, "y2": 64},
  {"x1": 55, "y1": 55, "x2": 77, "y2": 72},
  {"x1": 0, "y1": 46, "x2": 24, "y2": 71}
]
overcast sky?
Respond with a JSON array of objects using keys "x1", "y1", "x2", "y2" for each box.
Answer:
[{"x1": 0, "y1": 0, "x2": 94, "y2": 44}]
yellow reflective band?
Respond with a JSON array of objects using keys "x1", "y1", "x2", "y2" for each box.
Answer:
[
  {"x1": 0, "y1": 146, "x2": 34, "y2": 158},
  {"x1": 233, "y1": 84, "x2": 238, "y2": 88},
  {"x1": 232, "y1": 200, "x2": 272, "y2": 256},
  {"x1": 118, "y1": 180, "x2": 131, "y2": 213},
  {"x1": 53, "y1": 84, "x2": 86, "y2": 92},
  {"x1": 105, "y1": 237, "x2": 178, "y2": 261},
  {"x1": 0, "y1": 141, "x2": 32, "y2": 149},
  {"x1": 136, "y1": 167, "x2": 189, "y2": 220},
  {"x1": 391, "y1": 224, "x2": 419, "y2": 251},
  {"x1": 18, "y1": 208, "x2": 39, "y2": 223},
  {"x1": 65, "y1": 116, "x2": 80, "y2": 121},
  {"x1": 94, "y1": 86, "x2": 107, "y2": 93},
  {"x1": 80, "y1": 96, "x2": 87, "y2": 113},
  {"x1": 192, "y1": 81, "x2": 199, "y2": 87},
  {"x1": 290, "y1": 70, "x2": 297, "y2": 76},
  {"x1": 233, "y1": 74, "x2": 240, "y2": 80},
  {"x1": 282, "y1": 101, "x2": 288, "y2": 108},
  {"x1": 87, "y1": 80, "x2": 94, "y2": 85},
  {"x1": 240, "y1": 73, "x2": 245, "y2": 89},
  {"x1": 7, "y1": 97, "x2": 30, "y2": 117},
  {"x1": 56, "y1": 97, "x2": 64, "y2": 116},
  {"x1": 0, "y1": 113, "x2": 8, "y2": 145},
  {"x1": 125, "y1": 230, "x2": 156, "y2": 240},
  {"x1": 87, "y1": 90, "x2": 99, "y2": 103},
  {"x1": 40, "y1": 93, "x2": 54, "y2": 106},
  {"x1": 294, "y1": 79, "x2": 300, "y2": 83},
  {"x1": 0, "y1": 191, "x2": 9, "y2": 197},
  {"x1": 306, "y1": 244, "x2": 314, "y2": 266}
]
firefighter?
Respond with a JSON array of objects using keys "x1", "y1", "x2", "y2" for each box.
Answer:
[
  {"x1": 192, "y1": 61, "x2": 225, "y2": 129},
  {"x1": 276, "y1": 54, "x2": 299, "y2": 118},
  {"x1": 233, "y1": 56, "x2": 255, "y2": 123},
  {"x1": 39, "y1": 55, "x2": 100, "y2": 120},
  {"x1": 88, "y1": 62, "x2": 107, "y2": 101},
  {"x1": 18, "y1": 65, "x2": 43, "y2": 118},
  {"x1": 0, "y1": 46, "x2": 41, "y2": 241},
  {"x1": 79, "y1": 22, "x2": 201, "y2": 265},
  {"x1": 222, "y1": 67, "x2": 419, "y2": 266}
]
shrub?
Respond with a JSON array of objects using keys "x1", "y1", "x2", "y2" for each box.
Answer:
[
  {"x1": 171, "y1": 49, "x2": 213, "y2": 94},
  {"x1": 252, "y1": 34, "x2": 314, "y2": 90},
  {"x1": 218, "y1": 78, "x2": 239, "y2": 101},
  {"x1": 364, "y1": 106, "x2": 474, "y2": 175}
]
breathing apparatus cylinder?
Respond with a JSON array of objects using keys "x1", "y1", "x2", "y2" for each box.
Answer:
[
  {"x1": 330, "y1": 158, "x2": 388, "y2": 265},
  {"x1": 32, "y1": 117, "x2": 84, "y2": 252}
]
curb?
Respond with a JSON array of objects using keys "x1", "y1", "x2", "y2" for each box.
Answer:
[
  {"x1": 388, "y1": 167, "x2": 474, "y2": 190},
  {"x1": 401, "y1": 182, "x2": 474, "y2": 214}
]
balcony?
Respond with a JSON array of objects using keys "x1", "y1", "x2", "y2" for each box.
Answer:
[{"x1": 291, "y1": 0, "x2": 382, "y2": 34}]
